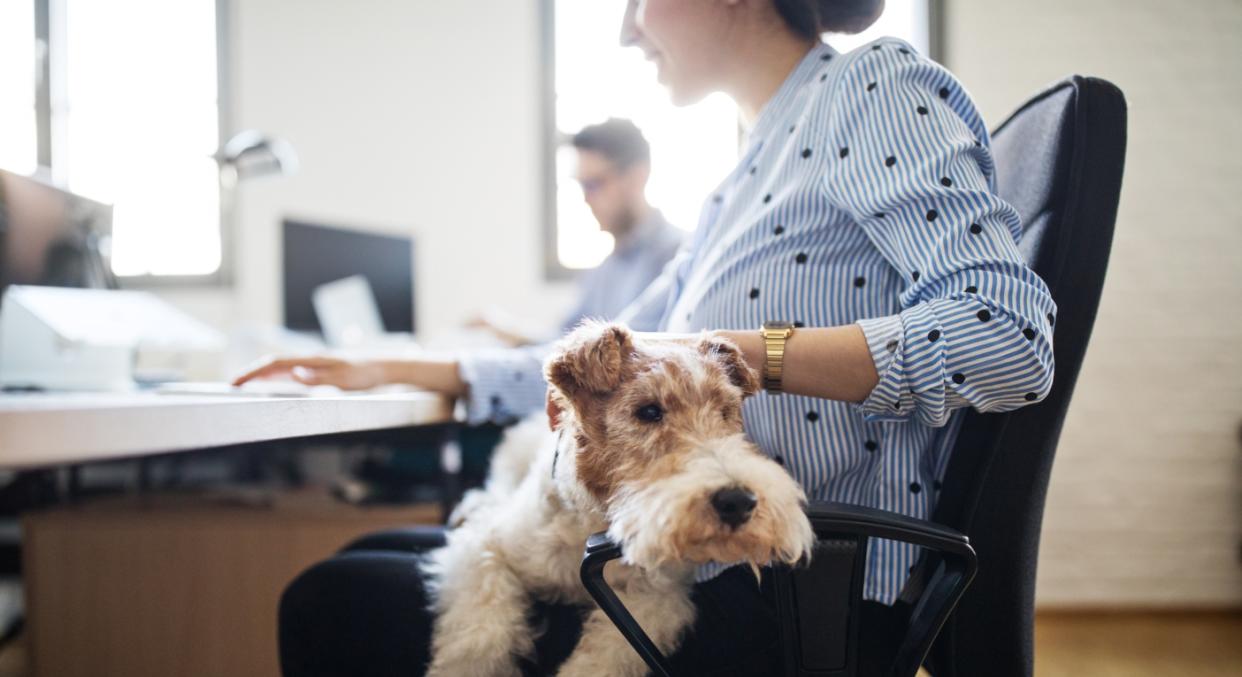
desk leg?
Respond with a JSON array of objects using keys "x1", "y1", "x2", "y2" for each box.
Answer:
[
  {"x1": 67, "y1": 465, "x2": 82, "y2": 502},
  {"x1": 437, "y1": 425, "x2": 463, "y2": 523},
  {"x1": 137, "y1": 458, "x2": 152, "y2": 494}
]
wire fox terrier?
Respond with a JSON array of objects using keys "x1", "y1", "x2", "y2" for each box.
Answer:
[{"x1": 420, "y1": 322, "x2": 816, "y2": 676}]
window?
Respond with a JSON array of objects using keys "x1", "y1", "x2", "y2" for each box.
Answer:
[
  {"x1": 548, "y1": 0, "x2": 738, "y2": 272},
  {"x1": 545, "y1": 0, "x2": 934, "y2": 275},
  {"x1": 0, "y1": 1, "x2": 38, "y2": 176},
  {"x1": 2, "y1": 0, "x2": 225, "y2": 281}
]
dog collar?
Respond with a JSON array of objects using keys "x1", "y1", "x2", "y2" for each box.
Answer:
[{"x1": 551, "y1": 430, "x2": 564, "y2": 480}]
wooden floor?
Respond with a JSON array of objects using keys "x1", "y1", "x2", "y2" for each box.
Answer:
[
  {"x1": 1, "y1": 611, "x2": 1238, "y2": 676},
  {"x1": 1033, "y1": 610, "x2": 1242, "y2": 677}
]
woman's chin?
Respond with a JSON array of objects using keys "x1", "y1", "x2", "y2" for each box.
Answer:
[{"x1": 663, "y1": 82, "x2": 712, "y2": 108}]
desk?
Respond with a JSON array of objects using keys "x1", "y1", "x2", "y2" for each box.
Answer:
[
  {"x1": 1, "y1": 390, "x2": 459, "y2": 677},
  {"x1": 0, "y1": 390, "x2": 456, "y2": 469}
]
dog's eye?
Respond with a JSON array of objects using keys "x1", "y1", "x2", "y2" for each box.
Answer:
[{"x1": 634, "y1": 403, "x2": 664, "y2": 423}]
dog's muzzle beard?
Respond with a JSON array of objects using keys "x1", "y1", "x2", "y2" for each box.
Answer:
[{"x1": 601, "y1": 435, "x2": 815, "y2": 573}]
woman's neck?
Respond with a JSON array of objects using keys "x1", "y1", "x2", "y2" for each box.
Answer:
[{"x1": 726, "y1": 30, "x2": 819, "y2": 127}]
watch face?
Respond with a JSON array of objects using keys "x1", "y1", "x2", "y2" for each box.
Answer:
[{"x1": 764, "y1": 321, "x2": 794, "y2": 331}]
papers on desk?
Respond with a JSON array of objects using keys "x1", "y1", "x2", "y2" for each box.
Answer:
[
  {"x1": 151, "y1": 381, "x2": 428, "y2": 398},
  {"x1": 152, "y1": 381, "x2": 340, "y2": 398}
]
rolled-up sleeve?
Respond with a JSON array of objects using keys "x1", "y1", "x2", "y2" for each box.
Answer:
[
  {"x1": 823, "y1": 40, "x2": 1057, "y2": 427},
  {"x1": 456, "y1": 345, "x2": 552, "y2": 425}
]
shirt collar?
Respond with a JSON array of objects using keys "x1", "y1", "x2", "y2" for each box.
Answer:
[{"x1": 744, "y1": 40, "x2": 838, "y2": 149}]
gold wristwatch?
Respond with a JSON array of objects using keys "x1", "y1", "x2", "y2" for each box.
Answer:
[{"x1": 760, "y1": 321, "x2": 795, "y2": 394}]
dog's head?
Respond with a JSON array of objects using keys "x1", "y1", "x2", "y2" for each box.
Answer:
[{"x1": 545, "y1": 321, "x2": 814, "y2": 571}]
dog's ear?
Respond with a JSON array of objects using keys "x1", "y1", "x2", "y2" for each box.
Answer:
[
  {"x1": 546, "y1": 392, "x2": 562, "y2": 431},
  {"x1": 545, "y1": 322, "x2": 636, "y2": 403},
  {"x1": 700, "y1": 336, "x2": 761, "y2": 397}
]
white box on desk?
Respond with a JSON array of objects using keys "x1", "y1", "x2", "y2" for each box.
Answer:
[{"x1": 0, "y1": 285, "x2": 225, "y2": 391}]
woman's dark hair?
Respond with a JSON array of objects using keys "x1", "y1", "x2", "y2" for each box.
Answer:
[{"x1": 774, "y1": 0, "x2": 886, "y2": 40}]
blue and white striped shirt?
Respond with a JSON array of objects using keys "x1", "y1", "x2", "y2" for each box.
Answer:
[{"x1": 458, "y1": 37, "x2": 1056, "y2": 603}]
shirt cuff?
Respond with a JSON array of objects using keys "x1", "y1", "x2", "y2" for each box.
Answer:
[
  {"x1": 456, "y1": 347, "x2": 551, "y2": 426},
  {"x1": 853, "y1": 303, "x2": 943, "y2": 422}
]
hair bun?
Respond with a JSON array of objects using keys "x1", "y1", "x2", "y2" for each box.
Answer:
[{"x1": 817, "y1": 0, "x2": 886, "y2": 34}]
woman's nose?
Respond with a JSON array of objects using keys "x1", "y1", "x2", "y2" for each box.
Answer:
[{"x1": 619, "y1": 0, "x2": 640, "y2": 48}]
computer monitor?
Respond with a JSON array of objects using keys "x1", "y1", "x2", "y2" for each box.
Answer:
[
  {"x1": 0, "y1": 169, "x2": 115, "y2": 295},
  {"x1": 281, "y1": 219, "x2": 415, "y2": 336}
]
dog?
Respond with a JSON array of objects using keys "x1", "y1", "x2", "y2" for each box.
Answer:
[{"x1": 420, "y1": 322, "x2": 816, "y2": 676}]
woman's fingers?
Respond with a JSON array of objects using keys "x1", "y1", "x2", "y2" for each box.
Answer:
[
  {"x1": 290, "y1": 365, "x2": 351, "y2": 388},
  {"x1": 231, "y1": 356, "x2": 343, "y2": 386}
]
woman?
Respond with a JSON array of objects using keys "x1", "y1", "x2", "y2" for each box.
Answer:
[{"x1": 249, "y1": 1, "x2": 1056, "y2": 674}]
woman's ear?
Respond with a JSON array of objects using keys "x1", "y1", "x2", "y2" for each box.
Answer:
[{"x1": 699, "y1": 335, "x2": 761, "y2": 397}]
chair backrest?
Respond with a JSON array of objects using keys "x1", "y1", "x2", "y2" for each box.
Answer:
[{"x1": 927, "y1": 76, "x2": 1127, "y2": 677}]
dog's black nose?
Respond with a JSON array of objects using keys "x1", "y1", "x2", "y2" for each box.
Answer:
[{"x1": 711, "y1": 487, "x2": 757, "y2": 528}]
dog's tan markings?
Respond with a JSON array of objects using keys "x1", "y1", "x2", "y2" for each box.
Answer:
[
  {"x1": 545, "y1": 322, "x2": 644, "y2": 500},
  {"x1": 546, "y1": 322, "x2": 635, "y2": 401},
  {"x1": 575, "y1": 436, "x2": 619, "y2": 501},
  {"x1": 698, "y1": 336, "x2": 761, "y2": 396}
]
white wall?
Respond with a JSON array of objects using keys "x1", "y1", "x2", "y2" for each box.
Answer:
[
  {"x1": 161, "y1": 0, "x2": 576, "y2": 341},
  {"x1": 944, "y1": 0, "x2": 1242, "y2": 607}
]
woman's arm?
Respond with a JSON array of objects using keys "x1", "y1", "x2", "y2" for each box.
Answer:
[
  {"x1": 811, "y1": 41, "x2": 1056, "y2": 426},
  {"x1": 377, "y1": 358, "x2": 466, "y2": 396},
  {"x1": 713, "y1": 326, "x2": 879, "y2": 404},
  {"x1": 231, "y1": 354, "x2": 467, "y2": 396}
]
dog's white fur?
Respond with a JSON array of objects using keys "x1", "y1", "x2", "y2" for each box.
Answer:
[{"x1": 420, "y1": 324, "x2": 815, "y2": 676}]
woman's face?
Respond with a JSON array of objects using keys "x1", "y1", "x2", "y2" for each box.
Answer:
[{"x1": 620, "y1": 0, "x2": 732, "y2": 106}]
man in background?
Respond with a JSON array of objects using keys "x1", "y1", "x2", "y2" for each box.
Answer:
[{"x1": 474, "y1": 118, "x2": 682, "y2": 345}]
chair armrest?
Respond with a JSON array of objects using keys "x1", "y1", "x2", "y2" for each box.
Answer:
[
  {"x1": 579, "y1": 504, "x2": 977, "y2": 677},
  {"x1": 580, "y1": 533, "x2": 675, "y2": 676},
  {"x1": 803, "y1": 500, "x2": 969, "y2": 547},
  {"x1": 800, "y1": 501, "x2": 977, "y2": 676}
]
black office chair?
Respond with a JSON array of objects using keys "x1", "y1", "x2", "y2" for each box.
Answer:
[{"x1": 581, "y1": 75, "x2": 1128, "y2": 677}]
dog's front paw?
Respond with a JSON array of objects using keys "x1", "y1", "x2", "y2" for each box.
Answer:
[
  {"x1": 446, "y1": 488, "x2": 488, "y2": 528},
  {"x1": 557, "y1": 656, "x2": 636, "y2": 677},
  {"x1": 427, "y1": 655, "x2": 521, "y2": 677}
]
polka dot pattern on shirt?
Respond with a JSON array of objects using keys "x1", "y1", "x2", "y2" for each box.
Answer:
[{"x1": 528, "y1": 37, "x2": 1062, "y2": 607}]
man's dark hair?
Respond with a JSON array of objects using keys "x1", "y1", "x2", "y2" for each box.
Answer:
[
  {"x1": 775, "y1": 0, "x2": 886, "y2": 41},
  {"x1": 570, "y1": 118, "x2": 650, "y2": 171}
]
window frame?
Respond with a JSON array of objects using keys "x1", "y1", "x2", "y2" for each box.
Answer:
[
  {"x1": 30, "y1": 0, "x2": 234, "y2": 288},
  {"x1": 538, "y1": 0, "x2": 569, "y2": 281},
  {"x1": 539, "y1": 0, "x2": 944, "y2": 282}
]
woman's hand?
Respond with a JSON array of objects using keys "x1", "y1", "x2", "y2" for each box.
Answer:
[
  {"x1": 231, "y1": 355, "x2": 467, "y2": 396},
  {"x1": 231, "y1": 356, "x2": 388, "y2": 390}
]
